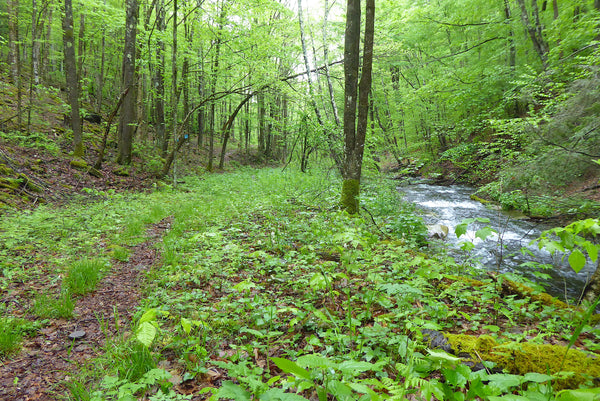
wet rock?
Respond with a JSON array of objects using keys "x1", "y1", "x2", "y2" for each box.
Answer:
[
  {"x1": 427, "y1": 224, "x2": 449, "y2": 239},
  {"x1": 422, "y1": 329, "x2": 453, "y2": 353}
]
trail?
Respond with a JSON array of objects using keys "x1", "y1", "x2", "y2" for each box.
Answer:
[{"x1": 0, "y1": 218, "x2": 171, "y2": 400}]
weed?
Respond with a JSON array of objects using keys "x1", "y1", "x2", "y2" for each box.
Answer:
[
  {"x1": 0, "y1": 318, "x2": 24, "y2": 358},
  {"x1": 63, "y1": 258, "x2": 105, "y2": 295},
  {"x1": 33, "y1": 290, "x2": 75, "y2": 319}
]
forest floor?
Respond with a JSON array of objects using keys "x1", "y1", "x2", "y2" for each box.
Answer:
[{"x1": 1, "y1": 169, "x2": 599, "y2": 400}]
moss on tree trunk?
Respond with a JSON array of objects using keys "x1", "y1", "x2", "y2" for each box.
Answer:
[{"x1": 340, "y1": 179, "x2": 360, "y2": 214}]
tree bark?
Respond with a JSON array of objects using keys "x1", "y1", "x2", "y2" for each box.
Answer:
[
  {"x1": 63, "y1": 0, "x2": 84, "y2": 157},
  {"x1": 323, "y1": 0, "x2": 341, "y2": 127},
  {"x1": 218, "y1": 93, "x2": 255, "y2": 169},
  {"x1": 96, "y1": 0, "x2": 106, "y2": 114},
  {"x1": 515, "y1": 0, "x2": 549, "y2": 69},
  {"x1": 153, "y1": 0, "x2": 166, "y2": 152},
  {"x1": 7, "y1": 0, "x2": 22, "y2": 129},
  {"x1": 341, "y1": 0, "x2": 374, "y2": 214},
  {"x1": 117, "y1": 0, "x2": 139, "y2": 165}
]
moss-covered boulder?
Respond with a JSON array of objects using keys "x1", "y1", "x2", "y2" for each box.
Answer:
[{"x1": 446, "y1": 333, "x2": 600, "y2": 389}]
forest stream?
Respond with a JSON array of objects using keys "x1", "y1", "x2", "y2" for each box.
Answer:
[{"x1": 398, "y1": 181, "x2": 596, "y2": 302}]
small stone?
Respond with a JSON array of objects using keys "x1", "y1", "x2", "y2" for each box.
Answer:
[{"x1": 68, "y1": 330, "x2": 86, "y2": 340}]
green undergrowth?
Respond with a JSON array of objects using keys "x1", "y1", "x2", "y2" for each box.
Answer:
[
  {"x1": 60, "y1": 169, "x2": 597, "y2": 400},
  {"x1": 1, "y1": 168, "x2": 599, "y2": 399}
]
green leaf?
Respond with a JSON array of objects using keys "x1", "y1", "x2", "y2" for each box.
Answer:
[
  {"x1": 568, "y1": 249, "x2": 587, "y2": 273},
  {"x1": 584, "y1": 242, "x2": 599, "y2": 263},
  {"x1": 442, "y1": 364, "x2": 469, "y2": 387},
  {"x1": 181, "y1": 317, "x2": 192, "y2": 335},
  {"x1": 327, "y1": 380, "x2": 353, "y2": 401},
  {"x1": 212, "y1": 381, "x2": 251, "y2": 401},
  {"x1": 486, "y1": 373, "x2": 523, "y2": 392},
  {"x1": 271, "y1": 357, "x2": 312, "y2": 380},
  {"x1": 556, "y1": 387, "x2": 600, "y2": 401},
  {"x1": 296, "y1": 354, "x2": 337, "y2": 369},
  {"x1": 338, "y1": 360, "x2": 375, "y2": 377},
  {"x1": 139, "y1": 308, "x2": 157, "y2": 324},
  {"x1": 455, "y1": 222, "x2": 469, "y2": 238},
  {"x1": 475, "y1": 226, "x2": 496, "y2": 241},
  {"x1": 426, "y1": 349, "x2": 461, "y2": 368},
  {"x1": 136, "y1": 321, "x2": 157, "y2": 348},
  {"x1": 260, "y1": 388, "x2": 309, "y2": 401},
  {"x1": 523, "y1": 372, "x2": 553, "y2": 383}
]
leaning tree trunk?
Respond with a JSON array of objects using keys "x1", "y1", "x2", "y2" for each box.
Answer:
[
  {"x1": 515, "y1": 0, "x2": 549, "y2": 69},
  {"x1": 117, "y1": 0, "x2": 139, "y2": 165},
  {"x1": 62, "y1": 0, "x2": 84, "y2": 157},
  {"x1": 340, "y1": 0, "x2": 374, "y2": 214}
]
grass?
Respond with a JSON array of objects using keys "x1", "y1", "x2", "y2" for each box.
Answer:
[
  {"x1": 63, "y1": 258, "x2": 105, "y2": 296},
  {"x1": 33, "y1": 290, "x2": 76, "y2": 319},
  {"x1": 0, "y1": 318, "x2": 24, "y2": 358}
]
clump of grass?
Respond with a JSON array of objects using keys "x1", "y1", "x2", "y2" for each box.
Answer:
[
  {"x1": 0, "y1": 318, "x2": 25, "y2": 358},
  {"x1": 109, "y1": 245, "x2": 130, "y2": 262},
  {"x1": 33, "y1": 290, "x2": 75, "y2": 319},
  {"x1": 63, "y1": 258, "x2": 106, "y2": 295}
]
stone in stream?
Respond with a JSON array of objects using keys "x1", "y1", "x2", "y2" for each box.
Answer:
[{"x1": 427, "y1": 224, "x2": 449, "y2": 239}]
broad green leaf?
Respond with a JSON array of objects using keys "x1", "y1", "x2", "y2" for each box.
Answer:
[
  {"x1": 327, "y1": 380, "x2": 353, "y2": 401},
  {"x1": 296, "y1": 354, "x2": 337, "y2": 369},
  {"x1": 584, "y1": 242, "x2": 599, "y2": 263},
  {"x1": 212, "y1": 381, "x2": 251, "y2": 401},
  {"x1": 442, "y1": 364, "x2": 469, "y2": 387},
  {"x1": 260, "y1": 388, "x2": 310, "y2": 401},
  {"x1": 426, "y1": 349, "x2": 461, "y2": 368},
  {"x1": 455, "y1": 222, "x2": 469, "y2": 238},
  {"x1": 136, "y1": 321, "x2": 156, "y2": 348},
  {"x1": 486, "y1": 373, "x2": 523, "y2": 392},
  {"x1": 556, "y1": 387, "x2": 600, "y2": 401},
  {"x1": 475, "y1": 226, "x2": 496, "y2": 241},
  {"x1": 240, "y1": 327, "x2": 266, "y2": 338},
  {"x1": 568, "y1": 249, "x2": 587, "y2": 273},
  {"x1": 338, "y1": 360, "x2": 375, "y2": 377},
  {"x1": 139, "y1": 308, "x2": 157, "y2": 324},
  {"x1": 271, "y1": 357, "x2": 312, "y2": 380},
  {"x1": 523, "y1": 372, "x2": 553, "y2": 383},
  {"x1": 181, "y1": 317, "x2": 192, "y2": 335},
  {"x1": 488, "y1": 396, "x2": 530, "y2": 401}
]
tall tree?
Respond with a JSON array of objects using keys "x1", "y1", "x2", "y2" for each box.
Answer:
[
  {"x1": 340, "y1": 0, "x2": 375, "y2": 214},
  {"x1": 62, "y1": 0, "x2": 84, "y2": 157},
  {"x1": 7, "y1": 0, "x2": 22, "y2": 128},
  {"x1": 117, "y1": 0, "x2": 139, "y2": 165}
]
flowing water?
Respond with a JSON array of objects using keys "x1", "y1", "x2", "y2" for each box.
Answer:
[{"x1": 398, "y1": 181, "x2": 596, "y2": 301}]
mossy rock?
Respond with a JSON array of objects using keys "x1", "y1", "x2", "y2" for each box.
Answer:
[
  {"x1": 500, "y1": 278, "x2": 570, "y2": 309},
  {"x1": 70, "y1": 158, "x2": 89, "y2": 170},
  {"x1": 470, "y1": 194, "x2": 491, "y2": 204},
  {"x1": 113, "y1": 166, "x2": 130, "y2": 177},
  {"x1": 87, "y1": 167, "x2": 102, "y2": 178},
  {"x1": 446, "y1": 333, "x2": 600, "y2": 389}
]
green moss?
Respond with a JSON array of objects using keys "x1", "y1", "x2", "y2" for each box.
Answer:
[
  {"x1": 70, "y1": 158, "x2": 88, "y2": 170},
  {"x1": 446, "y1": 333, "x2": 600, "y2": 389},
  {"x1": 0, "y1": 164, "x2": 14, "y2": 175},
  {"x1": 340, "y1": 179, "x2": 360, "y2": 215},
  {"x1": 470, "y1": 194, "x2": 491, "y2": 204},
  {"x1": 0, "y1": 177, "x2": 22, "y2": 190},
  {"x1": 17, "y1": 173, "x2": 42, "y2": 193},
  {"x1": 113, "y1": 166, "x2": 131, "y2": 177},
  {"x1": 502, "y1": 279, "x2": 570, "y2": 309}
]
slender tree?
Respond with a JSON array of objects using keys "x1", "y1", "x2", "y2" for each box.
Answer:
[
  {"x1": 117, "y1": 0, "x2": 139, "y2": 165},
  {"x1": 63, "y1": 0, "x2": 84, "y2": 157},
  {"x1": 340, "y1": 0, "x2": 375, "y2": 214}
]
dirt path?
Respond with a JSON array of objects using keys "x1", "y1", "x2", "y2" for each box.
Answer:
[{"x1": 0, "y1": 218, "x2": 171, "y2": 400}]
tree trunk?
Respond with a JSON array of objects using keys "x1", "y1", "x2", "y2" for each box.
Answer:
[
  {"x1": 7, "y1": 0, "x2": 22, "y2": 129},
  {"x1": 168, "y1": 0, "x2": 178, "y2": 157},
  {"x1": 218, "y1": 93, "x2": 255, "y2": 169},
  {"x1": 63, "y1": 0, "x2": 84, "y2": 157},
  {"x1": 515, "y1": 0, "x2": 549, "y2": 69},
  {"x1": 77, "y1": 12, "x2": 85, "y2": 92},
  {"x1": 341, "y1": 0, "x2": 374, "y2": 214},
  {"x1": 41, "y1": 4, "x2": 53, "y2": 84},
  {"x1": 504, "y1": 0, "x2": 516, "y2": 69},
  {"x1": 96, "y1": 0, "x2": 106, "y2": 113},
  {"x1": 584, "y1": 259, "x2": 600, "y2": 303},
  {"x1": 153, "y1": 0, "x2": 166, "y2": 152},
  {"x1": 117, "y1": 0, "x2": 139, "y2": 165},
  {"x1": 322, "y1": 0, "x2": 341, "y2": 126}
]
